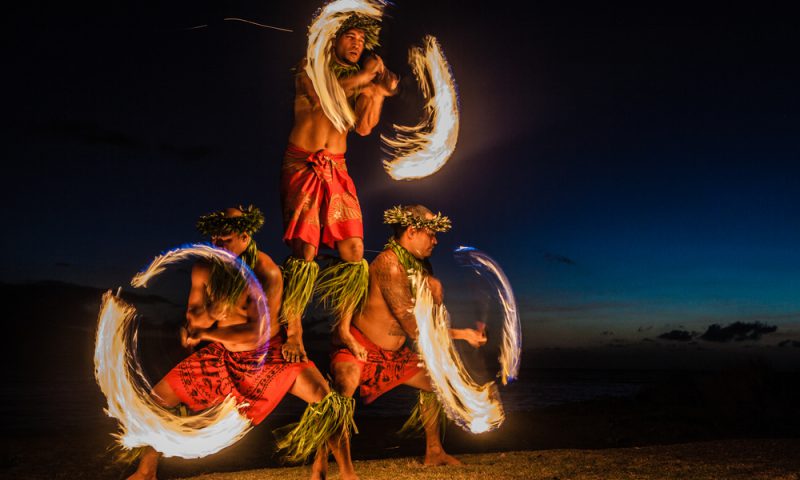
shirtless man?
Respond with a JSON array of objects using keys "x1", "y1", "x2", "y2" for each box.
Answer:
[
  {"x1": 314, "y1": 205, "x2": 486, "y2": 477},
  {"x1": 280, "y1": 13, "x2": 399, "y2": 365},
  {"x1": 127, "y1": 206, "x2": 354, "y2": 480}
]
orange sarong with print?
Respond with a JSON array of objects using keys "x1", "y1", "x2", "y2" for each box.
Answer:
[
  {"x1": 280, "y1": 144, "x2": 363, "y2": 250},
  {"x1": 164, "y1": 333, "x2": 314, "y2": 425}
]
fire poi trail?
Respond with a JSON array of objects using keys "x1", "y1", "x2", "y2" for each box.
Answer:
[
  {"x1": 411, "y1": 272, "x2": 506, "y2": 434},
  {"x1": 94, "y1": 244, "x2": 268, "y2": 458},
  {"x1": 307, "y1": 0, "x2": 459, "y2": 180},
  {"x1": 306, "y1": 0, "x2": 386, "y2": 133},
  {"x1": 455, "y1": 246, "x2": 522, "y2": 385},
  {"x1": 382, "y1": 36, "x2": 460, "y2": 180}
]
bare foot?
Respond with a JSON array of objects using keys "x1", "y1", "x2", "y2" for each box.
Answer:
[
  {"x1": 424, "y1": 450, "x2": 462, "y2": 466},
  {"x1": 127, "y1": 447, "x2": 159, "y2": 480},
  {"x1": 310, "y1": 445, "x2": 328, "y2": 480},
  {"x1": 282, "y1": 336, "x2": 308, "y2": 363}
]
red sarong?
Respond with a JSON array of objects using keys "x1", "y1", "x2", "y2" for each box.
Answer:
[
  {"x1": 164, "y1": 333, "x2": 314, "y2": 425},
  {"x1": 280, "y1": 144, "x2": 363, "y2": 250},
  {"x1": 330, "y1": 326, "x2": 423, "y2": 404}
]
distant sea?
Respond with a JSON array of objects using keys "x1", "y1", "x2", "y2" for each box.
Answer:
[{"x1": 2, "y1": 367, "x2": 664, "y2": 432}]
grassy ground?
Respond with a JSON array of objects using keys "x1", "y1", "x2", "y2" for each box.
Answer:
[{"x1": 175, "y1": 439, "x2": 800, "y2": 480}]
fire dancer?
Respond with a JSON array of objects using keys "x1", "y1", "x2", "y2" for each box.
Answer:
[
  {"x1": 280, "y1": 12, "x2": 399, "y2": 364},
  {"x1": 127, "y1": 206, "x2": 354, "y2": 480},
  {"x1": 313, "y1": 205, "x2": 486, "y2": 477}
]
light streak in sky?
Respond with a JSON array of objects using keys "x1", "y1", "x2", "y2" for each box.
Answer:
[
  {"x1": 382, "y1": 36, "x2": 460, "y2": 180},
  {"x1": 94, "y1": 244, "x2": 269, "y2": 458},
  {"x1": 411, "y1": 272, "x2": 505, "y2": 433},
  {"x1": 454, "y1": 246, "x2": 522, "y2": 385},
  {"x1": 306, "y1": 0, "x2": 386, "y2": 133}
]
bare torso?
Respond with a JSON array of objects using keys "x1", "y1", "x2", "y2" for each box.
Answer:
[
  {"x1": 287, "y1": 75, "x2": 350, "y2": 154},
  {"x1": 188, "y1": 252, "x2": 283, "y2": 352},
  {"x1": 353, "y1": 250, "x2": 414, "y2": 351}
]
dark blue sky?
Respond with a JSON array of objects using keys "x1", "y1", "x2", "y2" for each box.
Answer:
[{"x1": 4, "y1": 1, "x2": 799, "y2": 367}]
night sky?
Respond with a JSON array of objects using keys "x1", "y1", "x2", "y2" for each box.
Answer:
[{"x1": 5, "y1": 1, "x2": 800, "y2": 369}]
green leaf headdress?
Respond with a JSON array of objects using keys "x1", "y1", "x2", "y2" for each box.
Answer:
[
  {"x1": 196, "y1": 205, "x2": 265, "y2": 237},
  {"x1": 335, "y1": 13, "x2": 381, "y2": 51},
  {"x1": 383, "y1": 205, "x2": 452, "y2": 233}
]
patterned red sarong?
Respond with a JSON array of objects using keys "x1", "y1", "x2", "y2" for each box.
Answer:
[
  {"x1": 164, "y1": 333, "x2": 314, "y2": 425},
  {"x1": 330, "y1": 326, "x2": 423, "y2": 404},
  {"x1": 280, "y1": 144, "x2": 363, "y2": 250}
]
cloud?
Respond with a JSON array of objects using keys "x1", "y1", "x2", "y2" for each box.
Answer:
[
  {"x1": 638, "y1": 325, "x2": 653, "y2": 333},
  {"x1": 601, "y1": 330, "x2": 614, "y2": 336},
  {"x1": 778, "y1": 340, "x2": 800, "y2": 348},
  {"x1": 700, "y1": 322, "x2": 778, "y2": 342},
  {"x1": 658, "y1": 330, "x2": 694, "y2": 341},
  {"x1": 544, "y1": 252, "x2": 575, "y2": 266}
]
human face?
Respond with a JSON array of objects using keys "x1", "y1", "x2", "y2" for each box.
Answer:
[
  {"x1": 409, "y1": 226, "x2": 438, "y2": 259},
  {"x1": 334, "y1": 28, "x2": 365, "y2": 65},
  {"x1": 212, "y1": 232, "x2": 249, "y2": 256}
]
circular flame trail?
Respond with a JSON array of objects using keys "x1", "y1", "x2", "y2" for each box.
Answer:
[
  {"x1": 306, "y1": 0, "x2": 386, "y2": 133},
  {"x1": 94, "y1": 244, "x2": 269, "y2": 458},
  {"x1": 411, "y1": 273, "x2": 505, "y2": 434},
  {"x1": 381, "y1": 36, "x2": 460, "y2": 180},
  {"x1": 454, "y1": 246, "x2": 522, "y2": 385}
]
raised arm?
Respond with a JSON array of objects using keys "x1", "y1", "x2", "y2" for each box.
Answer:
[{"x1": 353, "y1": 69, "x2": 398, "y2": 136}]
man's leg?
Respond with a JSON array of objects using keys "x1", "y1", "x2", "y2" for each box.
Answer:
[
  {"x1": 281, "y1": 239, "x2": 319, "y2": 362},
  {"x1": 403, "y1": 371, "x2": 462, "y2": 466},
  {"x1": 318, "y1": 237, "x2": 368, "y2": 360},
  {"x1": 126, "y1": 379, "x2": 182, "y2": 480},
  {"x1": 289, "y1": 366, "x2": 359, "y2": 480}
]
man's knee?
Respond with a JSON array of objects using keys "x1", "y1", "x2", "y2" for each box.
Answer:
[
  {"x1": 291, "y1": 240, "x2": 317, "y2": 262},
  {"x1": 337, "y1": 238, "x2": 364, "y2": 263},
  {"x1": 294, "y1": 368, "x2": 331, "y2": 403},
  {"x1": 332, "y1": 362, "x2": 361, "y2": 397}
]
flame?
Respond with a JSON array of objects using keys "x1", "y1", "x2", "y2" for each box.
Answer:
[
  {"x1": 382, "y1": 36, "x2": 459, "y2": 180},
  {"x1": 306, "y1": 0, "x2": 386, "y2": 133},
  {"x1": 94, "y1": 244, "x2": 270, "y2": 458},
  {"x1": 454, "y1": 247, "x2": 522, "y2": 385},
  {"x1": 411, "y1": 273, "x2": 504, "y2": 433}
]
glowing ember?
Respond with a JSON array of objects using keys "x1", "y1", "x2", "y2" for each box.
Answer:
[
  {"x1": 94, "y1": 244, "x2": 270, "y2": 458},
  {"x1": 411, "y1": 273, "x2": 505, "y2": 433},
  {"x1": 454, "y1": 246, "x2": 522, "y2": 385},
  {"x1": 382, "y1": 36, "x2": 459, "y2": 180},
  {"x1": 306, "y1": 0, "x2": 386, "y2": 133}
]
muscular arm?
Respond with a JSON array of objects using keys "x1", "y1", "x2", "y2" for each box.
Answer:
[
  {"x1": 186, "y1": 263, "x2": 215, "y2": 328},
  {"x1": 374, "y1": 253, "x2": 419, "y2": 340},
  {"x1": 185, "y1": 263, "x2": 269, "y2": 347}
]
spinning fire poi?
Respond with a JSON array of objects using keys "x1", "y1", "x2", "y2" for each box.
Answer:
[{"x1": 97, "y1": 206, "x2": 355, "y2": 480}]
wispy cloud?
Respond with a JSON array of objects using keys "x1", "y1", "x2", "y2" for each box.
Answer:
[
  {"x1": 544, "y1": 252, "x2": 576, "y2": 265},
  {"x1": 700, "y1": 322, "x2": 778, "y2": 342}
]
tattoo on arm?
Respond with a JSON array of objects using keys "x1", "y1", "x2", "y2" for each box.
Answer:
[{"x1": 374, "y1": 254, "x2": 418, "y2": 339}]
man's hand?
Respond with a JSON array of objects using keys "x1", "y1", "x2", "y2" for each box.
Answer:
[
  {"x1": 374, "y1": 69, "x2": 399, "y2": 97},
  {"x1": 362, "y1": 54, "x2": 385, "y2": 81},
  {"x1": 181, "y1": 326, "x2": 204, "y2": 349},
  {"x1": 451, "y1": 327, "x2": 487, "y2": 348},
  {"x1": 282, "y1": 334, "x2": 308, "y2": 363},
  {"x1": 339, "y1": 327, "x2": 368, "y2": 361}
]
